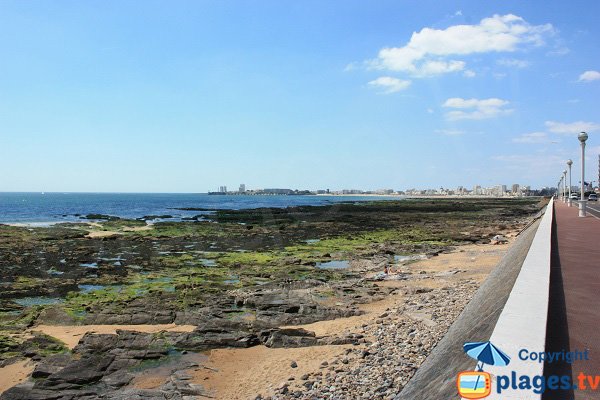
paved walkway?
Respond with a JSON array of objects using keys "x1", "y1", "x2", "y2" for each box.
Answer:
[{"x1": 544, "y1": 200, "x2": 600, "y2": 400}]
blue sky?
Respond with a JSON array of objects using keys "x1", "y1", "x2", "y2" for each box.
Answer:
[{"x1": 1, "y1": 1, "x2": 599, "y2": 192}]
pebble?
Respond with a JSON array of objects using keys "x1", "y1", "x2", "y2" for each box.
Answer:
[{"x1": 269, "y1": 281, "x2": 477, "y2": 399}]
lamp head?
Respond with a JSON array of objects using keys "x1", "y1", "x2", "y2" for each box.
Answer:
[
  {"x1": 578, "y1": 132, "x2": 588, "y2": 143},
  {"x1": 567, "y1": 159, "x2": 572, "y2": 166}
]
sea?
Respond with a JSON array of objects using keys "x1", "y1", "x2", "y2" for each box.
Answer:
[{"x1": 0, "y1": 192, "x2": 405, "y2": 225}]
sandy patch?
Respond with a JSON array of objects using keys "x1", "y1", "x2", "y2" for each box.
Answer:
[
  {"x1": 85, "y1": 224, "x2": 152, "y2": 238},
  {"x1": 403, "y1": 242, "x2": 510, "y2": 282},
  {"x1": 0, "y1": 359, "x2": 35, "y2": 395},
  {"x1": 85, "y1": 230, "x2": 121, "y2": 238},
  {"x1": 190, "y1": 345, "x2": 353, "y2": 400},
  {"x1": 132, "y1": 375, "x2": 168, "y2": 390},
  {"x1": 187, "y1": 241, "x2": 510, "y2": 400},
  {"x1": 31, "y1": 324, "x2": 197, "y2": 349}
]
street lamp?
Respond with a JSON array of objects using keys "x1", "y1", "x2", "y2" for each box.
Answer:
[
  {"x1": 567, "y1": 159, "x2": 573, "y2": 207},
  {"x1": 578, "y1": 131, "x2": 588, "y2": 217},
  {"x1": 558, "y1": 176, "x2": 562, "y2": 201},
  {"x1": 563, "y1": 170, "x2": 567, "y2": 202}
]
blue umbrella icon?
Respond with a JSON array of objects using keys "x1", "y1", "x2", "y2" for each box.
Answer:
[{"x1": 463, "y1": 341, "x2": 511, "y2": 371}]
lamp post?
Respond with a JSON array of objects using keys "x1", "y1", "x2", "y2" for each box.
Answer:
[
  {"x1": 563, "y1": 170, "x2": 567, "y2": 202},
  {"x1": 567, "y1": 160, "x2": 573, "y2": 207},
  {"x1": 578, "y1": 132, "x2": 588, "y2": 217},
  {"x1": 558, "y1": 179, "x2": 561, "y2": 199}
]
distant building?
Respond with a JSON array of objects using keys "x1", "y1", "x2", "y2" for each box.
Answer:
[
  {"x1": 219, "y1": 186, "x2": 227, "y2": 193},
  {"x1": 512, "y1": 184, "x2": 520, "y2": 195},
  {"x1": 263, "y1": 188, "x2": 294, "y2": 195},
  {"x1": 492, "y1": 185, "x2": 507, "y2": 197},
  {"x1": 239, "y1": 184, "x2": 246, "y2": 193}
]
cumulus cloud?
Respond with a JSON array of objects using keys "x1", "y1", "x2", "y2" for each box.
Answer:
[
  {"x1": 512, "y1": 132, "x2": 549, "y2": 143},
  {"x1": 463, "y1": 70, "x2": 476, "y2": 78},
  {"x1": 498, "y1": 58, "x2": 531, "y2": 68},
  {"x1": 545, "y1": 120, "x2": 600, "y2": 134},
  {"x1": 368, "y1": 14, "x2": 553, "y2": 77},
  {"x1": 368, "y1": 76, "x2": 411, "y2": 94},
  {"x1": 578, "y1": 70, "x2": 600, "y2": 82},
  {"x1": 442, "y1": 97, "x2": 512, "y2": 120}
]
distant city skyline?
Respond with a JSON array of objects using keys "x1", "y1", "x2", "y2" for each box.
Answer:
[{"x1": 0, "y1": 1, "x2": 599, "y2": 192}]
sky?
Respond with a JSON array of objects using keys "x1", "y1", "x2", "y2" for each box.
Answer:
[{"x1": 0, "y1": 0, "x2": 599, "y2": 192}]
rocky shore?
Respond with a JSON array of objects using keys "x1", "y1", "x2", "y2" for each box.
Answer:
[
  {"x1": 0, "y1": 198, "x2": 544, "y2": 399},
  {"x1": 265, "y1": 280, "x2": 478, "y2": 399}
]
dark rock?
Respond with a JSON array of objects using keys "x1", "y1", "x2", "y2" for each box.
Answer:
[
  {"x1": 259, "y1": 328, "x2": 317, "y2": 348},
  {"x1": 41, "y1": 354, "x2": 115, "y2": 387},
  {"x1": 83, "y1": 214, "x2": 121, "y2": 221},
  {"x1": 31, "y1": 353, "x2": 72, "y2": 379}
]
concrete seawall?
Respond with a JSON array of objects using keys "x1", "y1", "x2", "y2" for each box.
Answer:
[
  {"x1": 395, "y1": 204, "x2": 548, "y2": 400},
  {"x1": 482, "y1": 197, "x2": 553, "y2": 399}
]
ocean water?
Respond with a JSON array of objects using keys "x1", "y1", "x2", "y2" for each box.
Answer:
[{"x1": 0, "y1": 192, "x2": 404, "y2": 224}]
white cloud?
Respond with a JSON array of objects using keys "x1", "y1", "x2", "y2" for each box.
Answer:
[
  {"x1": 498, "y1": 58, "x2": 531, "y2": 68},
  {"x1": 512, "y1": 132, "x2": 549, "y2": 143},
  {"x1": 578, "y1": 70, "x2": 600, "y2": 82},
  {"x1": 463, "y1": 70, "x2": 476, "y2": 78},
  {"x1": 368, "y1": 76, "x2": 412, "y2": 94},
  {"x1": 369, "y1": 14, "x2": 553, "y2": 77},
  {"x1": 435, "y1": 129, "x2": 465, "y2": 136},
  {"x1": 427, "y1": 108, "x2": 434, "y2": 114},
  {"x1": 417, "y1": 60, "x2": 465, "y2": 76},
  {"x1": 442, "y1": 97, "x2": 512, "y2": 120},
  {"x1": 343, "y1": 62, "x2": 358, "y2": 72},
  {"x1": 545, "y1": 120, "x2": 600, "y2": 134},
  {"x1": 567, "y1": 99, "x2": 580, "y2": 104}
]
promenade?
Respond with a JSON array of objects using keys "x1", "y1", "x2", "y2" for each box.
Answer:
[{"x1": 544, "y1": 200, "x2": 600, "y2": 400}]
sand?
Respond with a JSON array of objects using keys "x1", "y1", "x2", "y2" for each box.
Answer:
[
  {"x1": 0, "y1": 360, "x2": 35, "y2": 395},
  {"x1": 30, "y1": 324, "x2": 197, "y2": 349},
  {"x1": 85, "y1": 230, "x2": 121, "y2": 238},
  {"x1": 190, "y1": 345, "x2": 354, "y2": 399},
  {"x1": 85, "y1": 225, "x2": 152, "y2": 238}
]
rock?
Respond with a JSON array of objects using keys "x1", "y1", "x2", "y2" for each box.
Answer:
[
  {"x1": 259, "y1": 328, "x2": 317, "y2": 348},
  {"x1": 41, "y1": 354, "x2": 115, "y2": 386},
  {"x1": 290, "y1": 360, "x2": 298, "y2": 368},
  {"x1": 30, "y1": 353, "x2": 72, "y2": 379}
]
